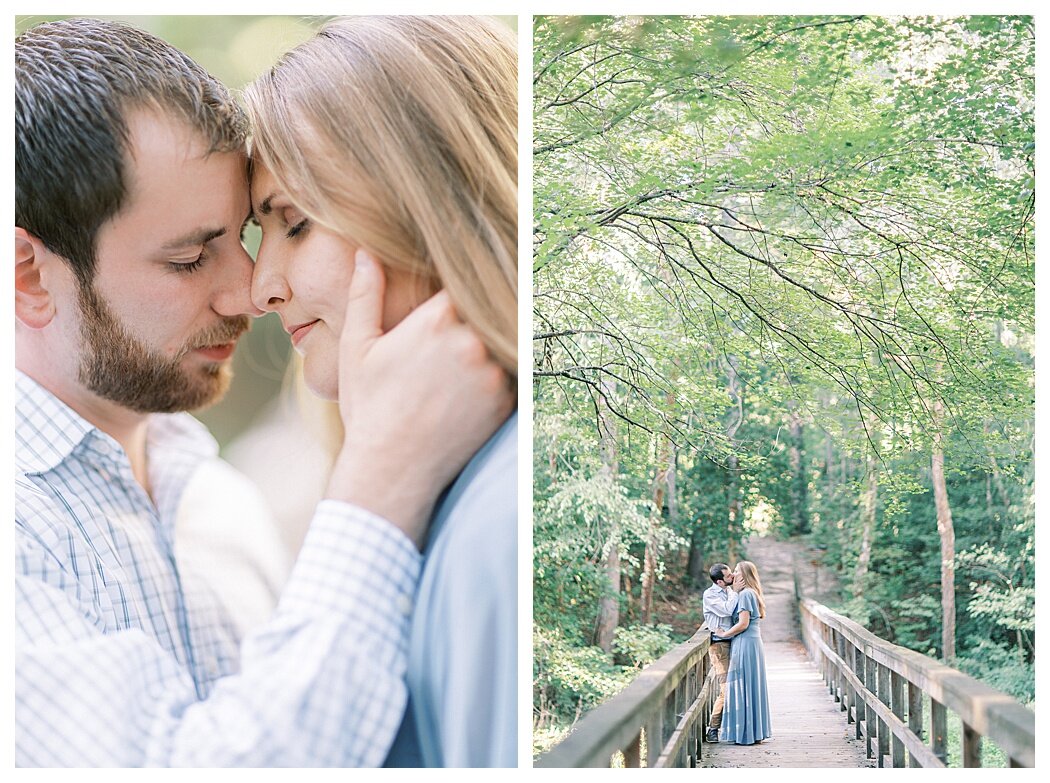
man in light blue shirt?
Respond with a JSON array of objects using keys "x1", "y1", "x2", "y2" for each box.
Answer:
[
  {"x1": 702, "y1": 562, "x2": 738, "y2": 743},
  {"x1": 15, "y1": 18, "x2": 509, "y2": 766}
]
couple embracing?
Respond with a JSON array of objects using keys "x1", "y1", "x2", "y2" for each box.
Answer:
[
  {"x1": 702, "y1": 561, "x2": 772, "y2": 746},
  {"x1": 15, "y1": 16, "x2": 516, "y2": 767}
]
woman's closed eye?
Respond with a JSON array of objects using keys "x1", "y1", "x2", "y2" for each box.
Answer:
[
  {"x1": 280, "y1": 206, "x2": 310, "y2": 240},
  {"x1": 286, "y1": 217, "x2": 310, "y2": 239}
]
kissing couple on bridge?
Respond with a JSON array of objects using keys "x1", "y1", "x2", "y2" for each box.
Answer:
[{"x1": 703, "y1": 561, "x2": 773, "y2": 746}]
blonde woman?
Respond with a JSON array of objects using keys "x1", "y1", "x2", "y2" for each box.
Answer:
[
  {"x1": 243, "y1": 16, "x2": 517, "y2": 767},
  {"x1": 717, "y1": 560, "x2": 773, "y2": 744}
]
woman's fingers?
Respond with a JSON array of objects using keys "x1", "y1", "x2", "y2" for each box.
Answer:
[
  {"x1": 326, "y1": 261, "x2": 511, "y2": 547},
  {"x1": 340, "y1": 249, "x2": 387, "y2": 363}
]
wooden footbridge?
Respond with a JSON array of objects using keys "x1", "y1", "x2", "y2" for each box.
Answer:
[{"x1": 535, "y1": 537, "x2": 1035, "y2": 769}]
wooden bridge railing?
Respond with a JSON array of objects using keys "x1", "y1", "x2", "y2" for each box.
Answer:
[
  {"x1": 535, "y1": 626, "x2": 718, "y2": 767},
  {"x1": 798, "y1": 597, "x2": 1035, "y2": 768}
]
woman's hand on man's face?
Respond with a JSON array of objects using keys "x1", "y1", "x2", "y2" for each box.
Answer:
[{"x1": 324, "y1": 250, "x2": 514, "y2": 548}]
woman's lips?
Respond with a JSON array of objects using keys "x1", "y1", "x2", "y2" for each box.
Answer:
[
  {"x1": 290, "y1": 320, "x2": 319, "y2": 348},
  {"x1": 194, "y1": 342, "x2": 237, "y2": 361}
]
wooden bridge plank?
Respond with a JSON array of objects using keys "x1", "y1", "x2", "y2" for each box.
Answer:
[{"x1": 699, "y1": 538, "x2": 874, "y2": 768}]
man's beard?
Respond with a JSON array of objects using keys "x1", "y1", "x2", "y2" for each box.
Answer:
[{"x1": 76, "y1": 282, "x2": 249, "y2": 414}]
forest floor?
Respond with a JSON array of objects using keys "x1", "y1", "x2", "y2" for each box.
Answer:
[{"x1": 651, "y1": 588, "x2": 704, "y2": 638}]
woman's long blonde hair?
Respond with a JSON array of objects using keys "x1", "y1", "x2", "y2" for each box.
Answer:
[
  {"x1": 735, "y1": 561, "x2": 766, "y2": 618},
  {"x1": 244, "y1": 16, "x2": 517, "y2": 376}
]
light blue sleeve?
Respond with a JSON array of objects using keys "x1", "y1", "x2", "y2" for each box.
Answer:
[{"x1": 740, "y1": 589, "x2": 759, "y2": 616}]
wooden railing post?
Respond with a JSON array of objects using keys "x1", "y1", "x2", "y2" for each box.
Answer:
[
  {"x1": 907, "y1": 682, "x2": 923, "y2": 767},
  {"x1": 825, "y1": 627, "x2": 834, "y2": 698},
  {"x1": 890, "y1": 671, "x2": 905, "y2": 767},
  {"x1": 852, "y1": 646, "x2": 864, "y2": 740},
  {"x1": 836, "y1": 632, "x2": 847, "y2": 713},
  {"x1": 963, "y1": 722, "x2": 981, "y2": 768},
  {"x1": 931, "y1": 698, "x2": 948, "y2": 765},
  {"x1": 851, "y1": 644, "x2": 863, "y2": 738},
  {"x1": 686, "y1": 661, "x2": 699, "y2": 767},
  {"x1": 863, "y1": 649, "x2": 876, "y2": 760},
  {"x1": 623, "y1": 732, "x2": 642, "y2": 767},
  {"x1": 700, "y1": 652, "x2": 710, "y2": 763},
  {"x1": 843, "y1": 640, "x2": 854, "y2": 727},
  {"x1": 645, "y1": 712, "x2": 663, "y2": 767},
  {"x1": 876, "y1": 663, "x2": 890, "y2": 767}
]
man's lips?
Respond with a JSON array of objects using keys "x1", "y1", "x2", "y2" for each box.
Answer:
[
  {"x1": 193, "y1": 342, "x2": 238, "y2": 361},
  {"x1": 289, "y1": 320, "x2": 320, "y2": 347}
]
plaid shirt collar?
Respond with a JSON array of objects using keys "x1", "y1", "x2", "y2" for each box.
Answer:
[{"x1": 15, "y1": 369, "x2": 217, "y2": 477}]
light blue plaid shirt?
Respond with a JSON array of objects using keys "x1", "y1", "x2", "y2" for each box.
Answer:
[{"x1": 15, "y1": 371, "x2": 421, "y2": 766}]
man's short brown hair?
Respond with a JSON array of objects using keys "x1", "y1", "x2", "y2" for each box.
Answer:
[{"x1": 15, "y1": 18, "x2": 248, "y2": 285}]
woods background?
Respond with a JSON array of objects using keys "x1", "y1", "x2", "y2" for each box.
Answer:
[{"x1": 532, "y1": 16, "x2": 1034, "y2": 763}]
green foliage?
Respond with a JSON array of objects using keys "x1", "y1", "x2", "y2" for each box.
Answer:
[
  {"x1": 533, "y1": 626, "x2": 629, "y2": 724},
  {"x1": 956, "y1": 639, "x2": 1034, "y2": 705},
  {"x1": 534, "y1": 14, "x2": 1033, "y2": 751},
  {"x1": 533, "y1": 623, "x2": 680, "y2": 754},
  {"x1": 613, "y1": 623, "x2": 679, "y2": 669}
]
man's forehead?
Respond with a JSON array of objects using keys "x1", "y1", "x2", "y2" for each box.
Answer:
[
  {"x1": 125, "y1": 109, "x2": 214, "y2": 164},
  {"x1": 110, "y1": 109, "x2": 249, "y2": 241}
]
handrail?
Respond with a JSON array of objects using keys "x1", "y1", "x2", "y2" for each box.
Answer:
[
  {"x1": 798, "y1": 597, "x2": 1035, "y2": 768},
  {"x1": 535, "y1": 626, "x2": 717, "y2": 768}
]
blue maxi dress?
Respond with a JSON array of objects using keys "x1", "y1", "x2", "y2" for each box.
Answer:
[{"x1": 720, "y1": 588, "x2": 772, "y2": 744}]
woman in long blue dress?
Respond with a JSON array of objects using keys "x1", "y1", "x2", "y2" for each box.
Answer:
[{"x1": 719, "y1": 560, "x2": 772, "y2": 744}]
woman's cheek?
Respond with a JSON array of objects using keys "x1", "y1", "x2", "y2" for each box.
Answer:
[{"x1": 303, "y1": 332, "x2": 340, "y2": 402}]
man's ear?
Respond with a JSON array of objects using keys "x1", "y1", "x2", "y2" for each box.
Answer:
[{"x1": 15, "y1": 227, "x2": 58, "y2": 329}]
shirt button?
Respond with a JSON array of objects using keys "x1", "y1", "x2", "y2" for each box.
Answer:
[{"x1": 397, "y1": 595, "x2": 413, "y2": 616}]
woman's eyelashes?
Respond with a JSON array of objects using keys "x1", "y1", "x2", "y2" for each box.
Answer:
[{"x1": 286, "y1": 217, "x2": 310, "y2": 239}]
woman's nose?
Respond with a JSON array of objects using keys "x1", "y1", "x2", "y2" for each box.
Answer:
[{"x1": 251, "y1": 243, "x2": 291, "y2": 313}]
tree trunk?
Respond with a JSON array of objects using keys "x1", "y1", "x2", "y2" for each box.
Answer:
[
  {"x1": 640, "y1": 425, "x2": 673, "y2": 625},
  {"x1": 594, "y1": 375, "x2": 621, "y2": 653},
  {"x1": 931, "y1": 396, "x2": 956, "y2": 662},
  {"x1": 852, "y1": 453, "x2": 878, "y2": 593},
  {"x1": 722, "y1": 356, "x2": 744, "y2": 562},
  {"x1": 787, "y1": 402, "x2": 807, "y2": 534},
  {"x1": 667, "y1": 445, "x2": 679, "y2": 528},
  {"x1": 726, "y1": 455, "x2": 740, "y2": 564},
  {"x1": 686, "y1": 522, "x2": 705, "y2": 587}
]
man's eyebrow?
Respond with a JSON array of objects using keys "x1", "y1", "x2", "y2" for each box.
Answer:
[{"x1": 161, "y1": 227, "x2": 227, "y2": 250}]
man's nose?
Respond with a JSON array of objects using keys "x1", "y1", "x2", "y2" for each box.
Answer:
[{"x1": 213, "y1": 244, "x2": 264, "y2": 318}]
